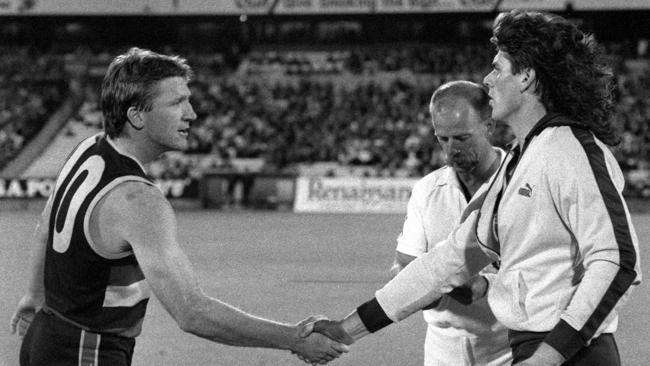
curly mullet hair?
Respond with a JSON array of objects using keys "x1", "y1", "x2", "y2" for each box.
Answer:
[{"x1": 491, "y1": 10, "x2": 620, "y2": 146}]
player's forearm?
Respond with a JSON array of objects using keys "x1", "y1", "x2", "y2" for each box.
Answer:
[
  {"x1": 180, "y1": 293, "x2": 299, "y2": 350},
  {"x1": 377, "y1": 253, "x2": 463, "y2": 321},
  {"x1": 310, "y1": 301, "x2": 390, "y2": 346},
  {"x1": 144, "y1": 248, "x2": 299, "y2": 349},
  {"x1": 203, "y1": 314, "x2": 297, "y2": 350},
  {"x1": 340, "y1": 310, "x2": 370, "y2": 341},
  {"x1": 325, "y1": 296, "x2": 402, "y2": 343},
  {"x1": 379, "y1": 216, "x2": 493, "y2": 321},
  {"x1": 26, "y1": 210, "x2": 50, "y2": 299}
]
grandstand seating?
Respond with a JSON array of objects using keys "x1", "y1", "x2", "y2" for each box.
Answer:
[
  {"x1": 0, "y1": 47, "x2": 69, "y2": 171},
  {"x1": 2, "y1": 41, "x2": 648, "y2": 195}
]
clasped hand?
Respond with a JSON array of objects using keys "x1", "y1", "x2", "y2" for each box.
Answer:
[{"x1": 291, "y1": 315, "x2": 354, "y2": 364}]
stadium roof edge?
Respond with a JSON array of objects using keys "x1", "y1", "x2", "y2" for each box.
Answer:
[{"x1": 1, "y1": 0, "x2": 649, "y2": 16}]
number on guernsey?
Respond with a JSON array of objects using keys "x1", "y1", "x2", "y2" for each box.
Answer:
[{"x1": 53, "y1": 156, "x2": 105, "y2": 253}]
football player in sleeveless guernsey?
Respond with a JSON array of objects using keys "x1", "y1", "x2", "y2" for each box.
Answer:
[{"x1": 11, "y1": 47, "x2": 348, "y2": 366}]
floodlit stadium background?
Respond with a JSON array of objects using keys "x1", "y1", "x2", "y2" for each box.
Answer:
[{"x1": 1, "y1": 0, "x2": 649, "y2": 365}]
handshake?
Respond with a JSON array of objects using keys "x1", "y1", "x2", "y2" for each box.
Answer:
[{"x1": 290, "y1": 314, "x2": 358, "y2": 365}]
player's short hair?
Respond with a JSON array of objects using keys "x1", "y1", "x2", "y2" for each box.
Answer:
[
  {"x1": 430, "y1": 80, "x2": 491, "y2": 123},
  {"x1": 101, "y1": 47, "x2": 193, "y2": 138},
  {"x1": 490, "y1": 10, "x2": 618, "y2": 145}
]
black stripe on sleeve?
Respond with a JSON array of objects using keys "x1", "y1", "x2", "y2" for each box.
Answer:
[
  {"x1": 548, "y1": 127, "x2": 638, "y2": 359},
  {"x1": 357, "y1": 298, "x2": 393, "y2": 333}
]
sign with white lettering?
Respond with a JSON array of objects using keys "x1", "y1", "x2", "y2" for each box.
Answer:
[
  {"x1": 293, "y1": 176, "x2": 416, "y2": 213},
  {"x1": 0, "y1": 178, "x2": 198, "y2": 199},
  {"x1": 378, "y1": 0, "x2": 498, "y2": 13},
  {"x1": 0, "y1": 178, "x2": 55, "y2": 198},
  {"x1": 569, "y1": 0, "x2": 650, "y2": 10},
  {"x1": 275, "y1": 0, "x2": 376, "y2": 14},
  {"x1": 497, "y1": 0, "x2": 565, "y2": 10}
]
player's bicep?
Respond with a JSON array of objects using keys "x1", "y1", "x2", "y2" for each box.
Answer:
[{"x1": 113, "y1": 185, "x2": 201, "y2": 321}]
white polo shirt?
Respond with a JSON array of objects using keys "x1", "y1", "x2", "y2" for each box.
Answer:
[{"x1": 396, "y1": 149, "x2": 505, "y2": 336}]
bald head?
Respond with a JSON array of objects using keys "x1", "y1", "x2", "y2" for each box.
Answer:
[
  {"x1": 429, "y1": 81, "x2": 495, "y2": 174},
  {"x1": 429, "y1": 81, "x2": 491, "y2": 122}
]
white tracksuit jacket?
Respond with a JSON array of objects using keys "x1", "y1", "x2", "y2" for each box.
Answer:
[{"x1": 367, "y1": 114, "x2": 641, "y2": 360}]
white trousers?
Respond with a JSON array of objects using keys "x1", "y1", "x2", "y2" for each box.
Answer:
[{"x1": 423, "y1": 325, "x2": 512, "y2": 366}]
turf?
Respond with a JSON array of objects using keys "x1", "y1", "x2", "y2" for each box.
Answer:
[{"x1": 1, "y1": 208, "x2": 648, "y2": 365}]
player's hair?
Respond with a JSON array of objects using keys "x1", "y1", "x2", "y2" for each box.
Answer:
[
  {"x1": 490, "y1": 10, "x2": 619, "y2": 145},
  {"x1": 430, "y1": 80, "x2": 492, "y2": 122},
  {"x1": 101, "y1": 47, "x2": 193, "y2": 138}
]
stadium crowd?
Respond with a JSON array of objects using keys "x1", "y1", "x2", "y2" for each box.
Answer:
[
  {"x1": 0, "y1": 47, "x2": 68, "y2": 169},
  {"x1": 241, "y1": 44, "x2": 491, "y2": 76},
  {"x1": 1, "y1": 42, "x2": 648, "y2": 195}
]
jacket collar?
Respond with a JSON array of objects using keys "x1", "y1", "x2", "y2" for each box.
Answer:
[{"x1": 521, "y1": 113, "x2": 587, "y2": 154}]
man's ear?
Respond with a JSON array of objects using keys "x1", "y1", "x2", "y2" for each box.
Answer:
[
  {"x1": 126, "y1": 106, "x2": 145, "y2": 131},
  {"x1": 519, "y1": 68, "x2": 536, "y2": 93}
]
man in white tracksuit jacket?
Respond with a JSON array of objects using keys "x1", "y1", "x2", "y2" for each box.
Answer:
[{"x1": 300, "y1": 10, "x2": 641, "y2": 366}]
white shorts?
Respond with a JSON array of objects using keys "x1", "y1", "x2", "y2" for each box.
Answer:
[{"x1": 423, "y1": 325, "x2": 512, "y2": 366}]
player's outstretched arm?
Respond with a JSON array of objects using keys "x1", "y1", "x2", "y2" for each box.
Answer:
[
  {"x1": 101, "y1": 182, "x2": 348, "y2": 363},
  {"x1": 10, "y1": 196, "x2": 52, "y2": 337},
  {"x1": 390, "y1": 250, "x2": 442, "y2": 309},
  {"x1": 392, "y1": 251, "x2": 490, "y2": 307}
]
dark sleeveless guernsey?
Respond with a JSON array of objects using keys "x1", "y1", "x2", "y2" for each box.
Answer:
[{"x1": 44, "y1": 134, "x2": 154, "y2": 338}]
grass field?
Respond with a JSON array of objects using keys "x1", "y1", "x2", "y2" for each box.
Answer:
[{"x1": 1, "y1": 207, "x2": 648, "y2": 366}]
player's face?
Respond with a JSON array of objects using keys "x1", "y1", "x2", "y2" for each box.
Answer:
[
  {"x1": 432, "y1": 103, "x2": 490, "y2": 174},
  {"x1": 141, "y1": 76, "x2": 196, "y2": 152},
  {"x1": 483, "y1": 51, "x2": 523, "y2": 123}
]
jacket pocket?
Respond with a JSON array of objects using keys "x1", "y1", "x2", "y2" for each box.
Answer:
[
  {"x1": 515, "y1": 271, "x2": 529, "y2": 321},
  {"x1": 490, "y1": 270, "x2": 529, "y2": 325}
]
